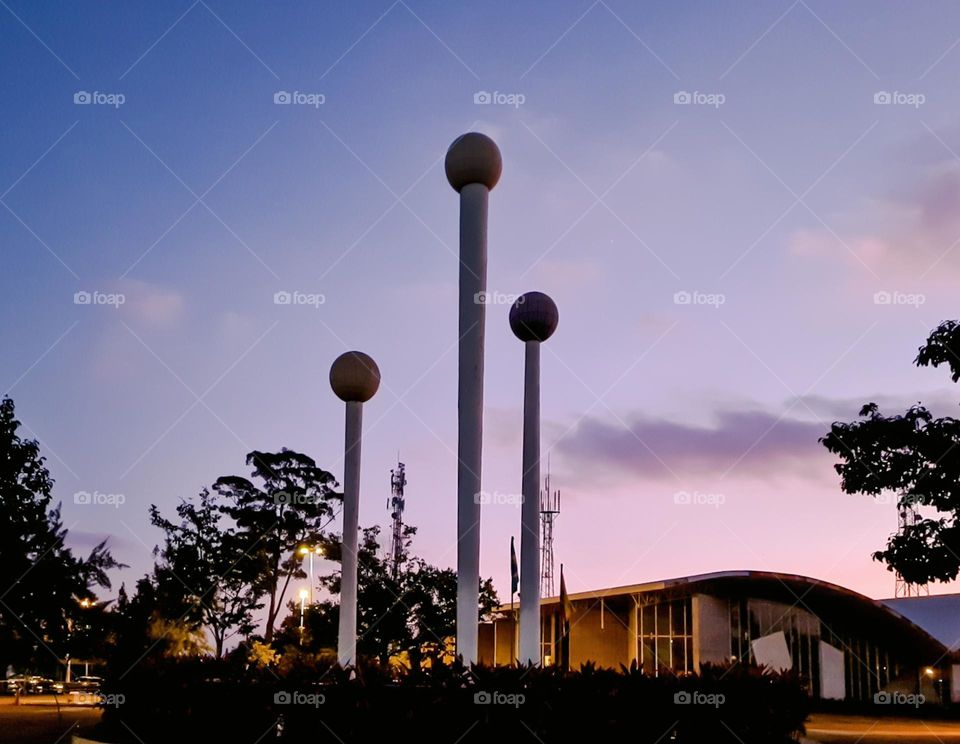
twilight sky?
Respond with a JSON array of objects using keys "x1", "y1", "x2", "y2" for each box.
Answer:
[{"x1": 5, "y1": 1, "x2": 960, "y2": 613}]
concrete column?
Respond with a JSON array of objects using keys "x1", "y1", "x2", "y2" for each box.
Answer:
[
  {"x1": 628, "y1": 596, "x2": 639, "y2": 669},
  {"x1": 446, "y1": 133, "x2": 502, "y2": 664},
  {"x1": 519, "y1": 340, "x2": 541, "y2": 664},
  {"x1": 338, "y1": 400, "x2": 362, "y2": 666},
  {"x1": 329, "y1": 350, "x2": 380, "y2": 667},
  {"x1": 691, "y1": 594, "x2": 731, "y2": 672},
  {"x1": 509, "y1": 291, "x2": 559, "y2": 667},
  {"x1": 456, "y1": 181, "x2": 488, "y2": 665}
]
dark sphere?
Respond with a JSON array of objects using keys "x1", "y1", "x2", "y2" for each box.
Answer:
[
  {"x1": 509, "y1": 292, "x2": 559, "y2": 342},
  {"x1": 445, "y1": 133, "x2": 502, "y2": 192},
  {"x1": 330, "y1": 351, "x2": 380, "y2": 402}
]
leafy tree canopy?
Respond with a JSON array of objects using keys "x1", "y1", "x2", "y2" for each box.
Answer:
[
  {"x1": 822, "y1": 321, "x2": 960, "y2": 584},
  {"x1": 0, "y1": 397, "x2": 121, "y2": 675}
]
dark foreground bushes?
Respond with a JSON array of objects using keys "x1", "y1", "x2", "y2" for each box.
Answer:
[{"x1": 96, "y1": 658, "x2": 807, "y2": 744}]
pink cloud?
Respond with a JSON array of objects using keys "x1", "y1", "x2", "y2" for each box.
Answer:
[{"x1": 790, "y1": 161, "x2": 960, "y2": 281}]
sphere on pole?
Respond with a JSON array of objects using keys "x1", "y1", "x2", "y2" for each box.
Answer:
[
  {"x1": 511, "y1": 290, "x2": 558, "y2": 665},
  {"x1": 329, "y1": 350, "x2": 379, "y2": 667},
  {"x1": 445, "y1": 133, "x2": 502, "y2": 192},
  {"x1": 509, "y1": 291, "x2": 559, "y2": 343},
  {"x1": 447, "y1": 131, "x2": 501, "y2": 664},
  {"x1": 330, "y1": 351, "x2": 381, "y2": 402}
]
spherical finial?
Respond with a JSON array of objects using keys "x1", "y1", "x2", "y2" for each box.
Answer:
[
  {"x1": 510, "y1": 292, "x2": 559, "y2": 343},
  {"x1": 330, "y1": 351, "x2": 380, "y2": 403},
  {"x1": 445, "y1": 133, "x2": 502, "y2": 192}
]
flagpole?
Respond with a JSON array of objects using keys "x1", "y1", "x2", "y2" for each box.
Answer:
[{"x1": 510, "y1": 535, "x2": 519, "y2": 666}]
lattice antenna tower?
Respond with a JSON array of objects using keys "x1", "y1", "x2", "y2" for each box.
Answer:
[
  {"x1": 894, "y1": 495, "x2": 929, "y2": 598},
  {"x1": 540, "y1": 456, "x2": 560, "y2": 598},
  {"x1": 388, "y1": 459, "x2": 407, "y2": 582}
]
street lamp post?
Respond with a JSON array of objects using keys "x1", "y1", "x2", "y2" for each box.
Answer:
[
  {"x1": 299, "y1": 545, "x2": 324, "y2": 603},
  {"x1": 445, "y1": 132, "x2": 502, "y2": 664},
  {"x1": 510, "y1": 292, "x2": 559, "y2": 665},
  {"x1": 329, "y1": 350, "x2": 381, "y2": 667},
  {"x1": 298, "y1": 588, "x2": 309, "y2": 646}
]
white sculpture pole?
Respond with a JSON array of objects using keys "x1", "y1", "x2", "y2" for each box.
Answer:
[
  {"x1": 510, "y1": 292, "x2": 559, "y2": 665},
  {"x1": 445, "y1": 133, "x2": 502, "y2": 664},
  {"x1": 330, "y1": 350, "x2": 380, "y2": 667}
]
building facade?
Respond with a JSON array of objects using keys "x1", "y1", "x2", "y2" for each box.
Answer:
[{"x1": 478, "y1": 571, "x2": 951, "y2": 703}]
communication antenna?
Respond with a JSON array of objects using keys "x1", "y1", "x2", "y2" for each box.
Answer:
[
  {"x1": 540, "y1": 455, "x2": 560, "y2": 598},
  {"x1": 894, "y1": 495, "x2": 929, "y2": 598},
  {"x1": 388, "y1": 459, "x2": 407, "y2": 581}
]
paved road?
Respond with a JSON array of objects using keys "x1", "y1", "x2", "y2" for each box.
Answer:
[
  {"x1": 4, "y1": 702, "x2": 960, "y2": 744},
  {"x1": 0, "y1": 696, "x2": 102, "y2": 744},
  {"x1": 807, "y1": 713, "x2": 960, "y2": 742}
]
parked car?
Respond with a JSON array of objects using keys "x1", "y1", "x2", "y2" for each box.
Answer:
[
  {"x1": 5, "y1": 675, "x2": 53, "y2": 694},
  {"x1": 5, "y1": 675, "x2": 27, "y2": 694},
  {"x1": 75, "y1": 676, "x2": 102, "y2": 692},
  {"x1": 52, "y1": 676, "x2": 103, "y2": 694}
]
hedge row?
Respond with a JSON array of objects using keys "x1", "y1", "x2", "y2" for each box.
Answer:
[{"x1": 96, "y1": 658, "x2": 808, "y2": 744}]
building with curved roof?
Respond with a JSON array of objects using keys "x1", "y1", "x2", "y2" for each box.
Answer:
[{"x1": 478, "y1": 570, "x2": 952, "y2": 703}]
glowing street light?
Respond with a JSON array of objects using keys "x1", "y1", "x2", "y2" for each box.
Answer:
[{"x1": 298, "y1": 545, "x2": 324, "y2": 602}]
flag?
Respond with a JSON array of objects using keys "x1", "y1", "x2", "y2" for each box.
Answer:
[
  {"x1": 559, "y1": 563, "x2": 572, "y2": 671},
  {"x1": 510, "y1": 536, "x2": 519, "y2": 599}
]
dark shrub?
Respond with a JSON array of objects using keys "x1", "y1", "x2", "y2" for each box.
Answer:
[{"x1": 97, "y1": 659, "x2": 806, "y2": 744}]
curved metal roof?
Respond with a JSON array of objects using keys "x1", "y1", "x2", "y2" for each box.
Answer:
[{"x1": 515, "y1": 569, "x2": 948, "y2": 661}]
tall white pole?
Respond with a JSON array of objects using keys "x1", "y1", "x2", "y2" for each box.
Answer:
[
  {"x1": 519, "y1": 340, "x2": 541, "y2": 664},
  {"x1": 509, "y1": 291, "x2": 559, "y2": 667},
  {"x1": 446, "y1": 133, "x2": 502, "y2": 664},
  {"x1": 338, "y1": 400, "x2": 362, "y2": 666},
  {"x1": 457, "y1": 181, "x2": 487, "y2": 665},
  {"x1": 329, "y1": 350, "x2": 380, "y2": 668}
]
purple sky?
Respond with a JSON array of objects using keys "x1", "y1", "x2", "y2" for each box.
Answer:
[{"x1": 5, "y1": 1, "x2": 960, "y2": 618}]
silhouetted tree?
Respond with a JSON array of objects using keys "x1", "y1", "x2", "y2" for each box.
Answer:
[
  {"x1": 107, "y1": 575, "x2": 208, "y2": 671},
  {"x1": 64, "y1": 596, "x2": 114, "y2": 672},
  {"x1": 0, "y1": 396, "x2": 121, "y2": 676},
  {"x1": 150, "y1": 489, "x2": 264, "y2": 657},
  {"x1": 213, "y1": 449, "x2": 340, "y2": 641},
  {"x1": 822, "y1": 320, "x2": 960, "y2": 584},
  {"x1": 279, "y1": 522, "x2": 499, "y2": 665}
]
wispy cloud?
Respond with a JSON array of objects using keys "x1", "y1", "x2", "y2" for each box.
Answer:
[
  {"x1": 554, "y1": 407, "x2": 827, "y2": 483},
  {"x1": 791, "y1": 160, "x2": 960, "y2": 281}
]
